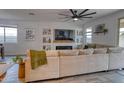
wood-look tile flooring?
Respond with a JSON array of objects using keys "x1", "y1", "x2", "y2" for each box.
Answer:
[{"x1": 1, "y1": 56, "x2": 124, "y2": 83}]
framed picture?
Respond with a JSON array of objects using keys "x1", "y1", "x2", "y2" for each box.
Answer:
[{"x1": 25, "y1": 28, "x2": 35, "y2": 40}]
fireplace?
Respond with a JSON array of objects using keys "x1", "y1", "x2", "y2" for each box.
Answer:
[{"x1": 56, "y1": 46, "x2": 72, "y2": 50}]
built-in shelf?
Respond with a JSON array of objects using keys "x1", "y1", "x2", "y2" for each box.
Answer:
[{"x1": 42, "y1": 28, "x2": 83, "y2": 50}]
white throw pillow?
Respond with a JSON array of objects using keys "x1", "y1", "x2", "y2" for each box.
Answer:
[
  {"x1": 108, "y1": 47, "x2": 124, "y2": 53},
  {"x1": 93, "y1": 48, "x2": 107, "y2": 54},
  {"x1": 46, "y1": 50, "x2": 59, "y2": 57},
  {"x1": 79, "y1": 49, "x2": 94, "y2": 55},
  {"x1": 59, "y1": 50, "x2": 79, "y2": 56}
]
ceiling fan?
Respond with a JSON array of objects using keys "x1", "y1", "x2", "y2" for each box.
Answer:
[{"x1": 59, "y1": 9, "x2": 96, "y2": 21}]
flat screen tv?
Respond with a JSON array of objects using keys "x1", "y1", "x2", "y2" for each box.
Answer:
[{"x1": 55, "y1": 29, "x2": 74, "y2": 41}]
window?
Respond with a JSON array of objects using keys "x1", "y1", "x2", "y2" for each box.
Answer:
[
  {"x1": 119, "y1": 28, "x2": 124, "y2": 47},
  {"x1": 0, "y1": 26, "x2": 17, "y2": 43},
  {"x1": 85, "y1": 27, "x2": 92, "y2": 44},
  {"x1": 119, "y1": 19, "x2": 124, "y2": 47},
  {"x1": 0, "y1": 27, "x2": 4, "y2": 43}
]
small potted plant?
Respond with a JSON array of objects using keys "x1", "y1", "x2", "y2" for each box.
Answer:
[{"x1": 12, "y1": 55, "x2": 23, "y2": 64}]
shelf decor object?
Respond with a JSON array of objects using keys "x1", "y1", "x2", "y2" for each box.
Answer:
[
  {"x1": 43, "y1": 28, "x2": 51, "y2": 35},
  {"x1": 94, "y1": 24, "x2": 108, "y2": 34}
]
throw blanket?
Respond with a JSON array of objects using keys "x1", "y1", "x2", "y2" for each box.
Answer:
[{"x1": 30, "y1": 50, "x2": 47, "y2": 69}]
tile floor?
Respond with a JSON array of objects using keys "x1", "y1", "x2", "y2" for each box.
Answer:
[{"x1": 1, "y1": 56, "x2": 124, "y2": 83}]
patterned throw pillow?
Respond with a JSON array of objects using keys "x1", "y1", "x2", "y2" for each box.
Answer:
[
  {"x1": 79, "y1": 49, "x2": 94, "y2": 55},
  {"x1": 108, "y1": 47, "x2": 124, "y2": 53},
  {"x1": 93, "y1": 48, "x2": 107, "y2": 54},
  {"x1": 59, "y1": 50, "x2": 79, "y2": 56}
]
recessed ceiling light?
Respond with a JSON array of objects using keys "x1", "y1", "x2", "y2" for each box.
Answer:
[{"x1": 29, "y1": 13, "x2": 35, "y2": 15}]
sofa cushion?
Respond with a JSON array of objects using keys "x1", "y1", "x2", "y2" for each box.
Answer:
[
  {"x1": 79, "y1": 49, "x2": 94, "y2": 55},
  {"x1": 59, "y1": 50, "x2": 79, "y2": 56},
  {"x1": 108, "y1": 47, "x2": 124, "y2": 53},
  {"x1": 46, "y1": 50, "x2": 59, "y2": 57},
  {"x1": 93, "y1": 48, "x2": 107, "y2": 54}
]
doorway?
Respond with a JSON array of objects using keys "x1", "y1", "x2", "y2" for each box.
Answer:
[{"x1": 119, "y1": 18, "x2": 124, "y2": 47}]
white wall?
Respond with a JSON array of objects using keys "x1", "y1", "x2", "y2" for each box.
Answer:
[
  {"x1": 3, "y1": 9, "x2": 123, "y2": 55},
  {"x1": 0, "y1": 20, "x2": 82, "y2": 55},
  {"x1": 83, "y1": 10, "x2": 124, "y2": 46}
]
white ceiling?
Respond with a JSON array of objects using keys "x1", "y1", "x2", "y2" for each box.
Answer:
[{"x1": 0, "y1": 9, "x2": 120, "y2": 24}]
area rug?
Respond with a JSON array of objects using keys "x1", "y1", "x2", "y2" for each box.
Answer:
[{"x1": 0, "y1": 59, "x2": 5, "y2": 62}]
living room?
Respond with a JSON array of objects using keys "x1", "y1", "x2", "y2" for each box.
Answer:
[
  {"x1": 1, "y1": 0, "x2": 124, "y2": 93},
  {"x1": 1, "y1": 9, "x2": 124, "y2": 83}
]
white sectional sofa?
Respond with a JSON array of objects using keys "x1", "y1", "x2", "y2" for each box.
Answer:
[{"x1": 25, "y1": 47, "x2": 124, "y2": 82}]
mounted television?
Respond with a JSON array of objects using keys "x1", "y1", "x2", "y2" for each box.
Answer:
[{"x1": 55, "y1": 29, "x2": 74, "y2": 41}]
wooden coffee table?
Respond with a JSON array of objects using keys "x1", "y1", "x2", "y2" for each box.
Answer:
[{"x1": 0, "y1": 72, "x2": 6, "y2": 81}]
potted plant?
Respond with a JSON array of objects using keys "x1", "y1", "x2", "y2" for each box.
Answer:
[
  {"x1": 12, "y1": 55, "x2": 25, "y2": 78},
  {"x1": 12, "y1": 55, "x2": 23, "y2": 64}
]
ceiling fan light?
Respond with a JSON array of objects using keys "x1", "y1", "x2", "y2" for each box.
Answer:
[{"x1": 73, "y1": 18, "x2": 78, "y2": 21}]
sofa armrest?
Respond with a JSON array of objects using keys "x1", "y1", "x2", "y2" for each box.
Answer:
[{"x1": 24, "y1": 57, "x2": 31, "y2": 82}]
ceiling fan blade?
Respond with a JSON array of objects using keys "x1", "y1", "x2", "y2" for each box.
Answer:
[
  {"x1": 78, "y1": 18, "x2": 84, "y2": 22},
  {"x1": 79, "y1": 9, "x2": 89, "y2": 16},
  {"x1": 80, "y1": 12, "x2": 96, "y2": 17},
  {"x1": 59, "y1": 13, "x2": 71, "y2": 17},
  {"x1": 81, "y1": 16, "x2": 93, "y2": 18},
  {"x1": 70, "y1": 9, "x2": 76, "y2": 16},
  {"x1": 63, "y1": 18, "x2": 72, "y2": 22},
  {"x1": 59, "y1": 16, "x2": 71, "y2": 19}
]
